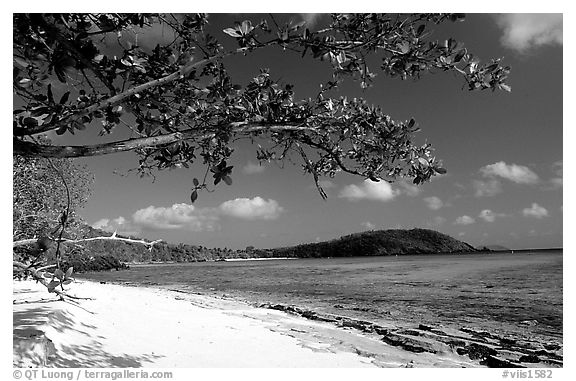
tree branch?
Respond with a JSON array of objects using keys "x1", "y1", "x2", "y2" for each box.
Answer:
[
  {"x1": 14, "y1": 123, "x2": 319, "y2": 158},
  {"x1": 13, "y1": 234, "x2": 163, "y2": 250},
  {"x1": 13, "y1": 44, "x2": 275, "y2": 137}
]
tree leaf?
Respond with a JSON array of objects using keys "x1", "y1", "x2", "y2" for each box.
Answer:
[
  {"x1": 59, "y1": 91, "x2": 70, "y2": 105},
  {"x1": 54, "y1": 269, "x2": 65, "y2": 280},
  {"x1": 48, "y1": 280, "x2": 60, "y2": 289},
  {"x1": 193, "y1": 178, "x2": 199, "y2": 186},
  {"x1": 23, "y1": 117, "x2": 38, "y2": 127},
  {"x1": 65, "y1": 267, "x2": 74, "y2": 278},
  {"x1": 435, "y1": 167, "x2": 447, "y2": 174},
  {"x1": 222, "y1": 175, "x2": 232, "y2": 186},
  {"x1": 223, "y1": 28, "x2": 242, "y2": 37},
  {"x1": 416, "y1": 24, "x2": 425, "y2": 37},
  {"x1": 190, "y1": 190, "x2": 198, "y2": 203}
]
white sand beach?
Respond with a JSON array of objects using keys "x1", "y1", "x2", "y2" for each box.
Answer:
[{"x1": 13, "y1": 279, "x2": 479, "y2": 368}]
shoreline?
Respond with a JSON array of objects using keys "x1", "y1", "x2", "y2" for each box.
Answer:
[
  {"x1": 13, "y1": 279, "x2": 477, "y2": 368},
  {"x1": 13, "y1": 279, "x2": 562, "y2": 368}
]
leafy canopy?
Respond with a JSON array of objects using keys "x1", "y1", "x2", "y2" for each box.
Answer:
[{"x1": 13, "y1": 13, "x2": 511, "y2": 199}]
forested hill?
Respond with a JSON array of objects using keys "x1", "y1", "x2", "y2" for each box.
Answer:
[
  {"x1": 68, "y1": 227, "x2": 478, "y2": 271},
  {"x1": 272, "y1": 229, "x2": 478, "y2": 258}
]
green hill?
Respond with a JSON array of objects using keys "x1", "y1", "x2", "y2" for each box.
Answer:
[
  {"x1": 64, "y1": 227, "x2": 478, "y2": 271},
  {"x1": 272, "y1": 229, "x2": 478, "y2": 258}
]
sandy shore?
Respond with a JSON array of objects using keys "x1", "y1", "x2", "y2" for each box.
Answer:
[{"x1": 13, "y1": 279, "x2": 481, "y2": 368}]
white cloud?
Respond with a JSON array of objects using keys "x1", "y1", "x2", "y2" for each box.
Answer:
[
  {"x1": 339, "y1": 179, "x2": 400, "y2": 202},
  {"x1": 92, "y1": 218, "x2": 110, "y2": 230},
  {"x1": 396, "y1": 180, "x2": 421, "y2": 197},
  {"x1": 133, "y1": 203, "x2": 219, "y2": 231},
  {"x1": 480, "y1": 161, "x2": 539, "y2": 184},
  {"x1": 478, "y1": 209, "x2": 506, "y2": 223},
  {"x1": 455, "y1": 215, "x2": 476, "y2": 225},
  {"x1": 219, "y1": 197, "x2": 283, "y2": 220},
  {"x1": 91, "y1": 216, "x2": 140, "y2": 236},
  {"x1": 495, "y1": 14, "x2": 563, "y2": 52},
  {"x1": 242, "y1": 161, "x2": 266, "y2": 175},
  {"x1": 423, "y1": 196, "x2": 444, "y2": 210},
  {"x1": 473, "y1": 179, "x2": 502, "y2": 197},
  {"x1": 361, "y1": 221, "x2": 376, "y2": 230},
  {"x1": 522, "y1": 203, "x2": 549, "y2": 219}
]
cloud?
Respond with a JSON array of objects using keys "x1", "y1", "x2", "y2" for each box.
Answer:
[
  {"x1": 91, "y1": 216, "x2": 140, "y2": 236},
  {"x1": 92, "y1": 218, "x2": 110, "y2": 230},
  {"x1": 478, "y1": 209, "x2": 506, "y2": 223},
  {"x1": 480, "y1": 161, "x2": 539, "y2": 184},
  {"x1": 133, "y1": 203, "x2": 220, "y2": 231},
  {"x1": 100, "y1": 196, "x2": 284, "y2": 233},
  {"x1": 219, "y1": 197, "x2": 283, "y2": 220},
  {"x1": 423, "y1": 196, "x2": 444, "y2": 210},
  {"x1": 242, "y1": 161, "x2": 266, "y2": 175},
  {"x1": 522, "y1": 203, "x2": 549, "y2": 219},
  {"x1": 396, "y1": 180, "x2": 421, "y2": 197},
  {"x1": 546, "y1": 160, "x2": 563, "y2": 190},
  {"x1": 361, "y1": 221, "x2": 376, "y2": 230},
  {"x1": 495, "y1": 14, "x2": 562, "y2": 52},
  {"x1": 473, "y1": 179, "x2": 503, "y2": 197},
  {"x1": 455, "y1": 215, "x2": 475, "y2": 225},
  {"x1": 339, "y1": 179, "x2": 400, "y2": 202}
]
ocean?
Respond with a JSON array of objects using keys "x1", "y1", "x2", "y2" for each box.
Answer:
[{"x1": 80, "y1": 251, "x2": 563, "y2": 343}]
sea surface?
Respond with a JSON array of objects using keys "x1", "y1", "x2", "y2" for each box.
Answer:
[{"x1": 81, "y1": 251, "x2": 563, "y2": 342}]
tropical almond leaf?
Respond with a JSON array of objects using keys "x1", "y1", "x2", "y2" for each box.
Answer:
[
  {"x1": 222, "y1": 175, "x2": 233, "y2": 186},
  {"x1": 54, "y1": 269, "x2": 65, "y2": 280},
  {"x1": 191, "y1": 190, "x2": 198, "y2": 203}
]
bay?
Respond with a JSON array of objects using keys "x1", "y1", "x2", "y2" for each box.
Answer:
[{"x1": 81, "y1": 251, "x2": 563, "y2": 343}]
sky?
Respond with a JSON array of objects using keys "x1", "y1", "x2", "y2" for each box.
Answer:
[{"x1": 16, "y1": 12, "x2": 564, "y2": 250}]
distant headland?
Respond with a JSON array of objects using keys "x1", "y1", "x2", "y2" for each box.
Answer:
[{"x1": 63, "y1": 226, "x2": 494, "y2": 272}]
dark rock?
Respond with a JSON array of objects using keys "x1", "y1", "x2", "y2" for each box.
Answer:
[
  {"x1": 519, "y1": 355, "x2": 540, "y2": 363},
  {"x1": 457, "y1": 347, "x2": 469, "y2": 356},
  {"x1": 543, "y1": 343, "x2": 561, "y2": 351},
  {"x1": 381, "y1": 333, "x2": 438, "y2": 354},
  {"x1": 534, "y1": 349, "x2": 563, "y2": 360},
  {"x1": 466, "y1": 343, "x2": 497, "y2": 360},
  {"x1": 340, "y1": 318, "x2": 373, "y2": 332},
  {"x1": 418, "y1": 324, "x2": 433, "y2": 331},
  {"x1": 397, "y1": 329, "x2": 421, "y2": 337},
  {"x1": 333, "y1": 304, "x2": 344, "y2": 309},
  {"x1": 500, "y1": 337, "x2": 516, "y2": 346},
  {"x1": 482, "y1": 355, "x2": 524, "y2": 368},
  {"x1": 373, "y1": 326, "x2": 389, "y2": 335}
]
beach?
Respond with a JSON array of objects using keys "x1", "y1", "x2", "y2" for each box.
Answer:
[{"x1": 13, "y1": 279, "x2": 481, "y2": 368}]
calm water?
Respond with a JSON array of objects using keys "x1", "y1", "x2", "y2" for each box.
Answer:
[{"x1": 81, "y1": 251, "x2": 563, "y2": 341}]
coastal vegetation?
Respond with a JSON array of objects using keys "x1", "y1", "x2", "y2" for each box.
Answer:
[{"x1": 57, "y1": 227, "x2": 478, "y2": 271}]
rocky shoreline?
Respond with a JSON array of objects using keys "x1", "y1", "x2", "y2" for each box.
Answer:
[{"x1": 257, "y1": 302, "x2": 563, "y2": 368}]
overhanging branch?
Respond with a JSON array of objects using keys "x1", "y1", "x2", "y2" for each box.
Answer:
[{"x1": 13, "y1": 123, "x2": 318, "y2": 158}]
